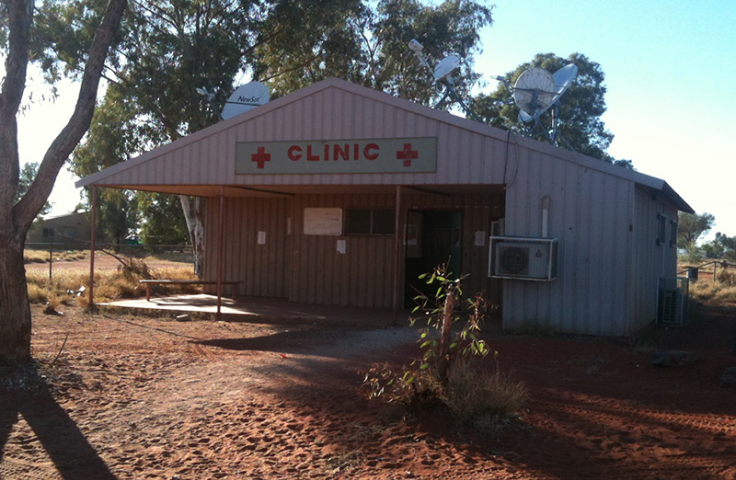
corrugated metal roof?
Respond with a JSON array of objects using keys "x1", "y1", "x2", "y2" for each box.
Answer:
[{"x1": 75, "y1": 77, "x2": 693, "y2": 213}]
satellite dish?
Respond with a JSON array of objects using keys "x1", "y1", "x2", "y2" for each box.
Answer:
[
  {"x1": 221, "y1": 81, "x2": 270, "y2": 120},
  {"x1": 552, "y1": 63, "x2": 578, "y2": 98},
  {"x1": 433, "y1": 55, "x2": 460, "y2": 82},
  {"x1": 518, "y1": 110, "x2": 534, "y2": 123},
  {"x1": 513, "y1": 67, "x2": 556, "y2": 117}
]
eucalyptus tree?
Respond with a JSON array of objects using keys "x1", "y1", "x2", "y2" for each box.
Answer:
[
  {"x1": 71, "y1": 0, "x2": 493, "y2": 276},
  {"x1": 677, "y1": 211, "x2": 715, "y2": 254},
  {"x1": 254, "y1": 0, "x2": 493, "y2": 104},
  {"x1": 0, "y1": 0, "x2": 127, "y2": 362}
]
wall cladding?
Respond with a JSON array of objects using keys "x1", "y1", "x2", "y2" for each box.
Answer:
[
  {"x1": 203, "y1": 191, "x2": 504, "y2": 309},
  {"x1": 502, "y1": 146, "x2": 633, "y2": 336}
]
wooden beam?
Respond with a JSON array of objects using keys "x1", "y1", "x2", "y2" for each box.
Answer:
[
  {"x1": 88, "y1": 185, "x2": 97, "y2": 310},
  {"x1": 402, "y1": 185, "x2": 451, "y2": 197},
  {"x1": 392, "y1": 185, "x2": 402, "y2": 325},
  {"x1": 230, "y1": 186, "x2": 295, "y2": 197},
  {"x1": 217, "y1": 187, "x2": 225, "y2": 317}
]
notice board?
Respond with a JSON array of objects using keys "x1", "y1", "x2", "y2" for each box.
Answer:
[{"x1": 304, "y1": 208, "x2": 343, "y2": 236}]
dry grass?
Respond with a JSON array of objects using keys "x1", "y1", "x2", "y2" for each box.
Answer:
[
  {"x1": 442, "y1": 360, "x2": 528, "y2": 435},
  {"x1": 25, "y1": 262, "x2": 197, "y2": 306},
  {"x1": 690, "y1": 281, "x2": 736, "y2": 305},
  {"x1": 24, "y1": 249, "x2": 88, "y2": 264}
]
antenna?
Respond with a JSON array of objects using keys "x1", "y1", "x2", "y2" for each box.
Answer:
[
  {"x1": 221, "y1": 81, "x2": 270, "y2": 120},
  {"x1": 433, "y1": 55, "x2": 460, "y2": 82},
  {"x1": 513, "y1": 67, "x2": 556, "y2": 119},
  {"x1": 503, "y1": 63, "x2": 578, "y2": 145},
  {"x1": 407, "y1": 39, "x2": 479, "y2": 122}
]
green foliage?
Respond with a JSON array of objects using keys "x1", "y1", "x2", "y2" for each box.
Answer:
[
  {"x1": 411, "y1": 264, "x2": 490, "y2": 378},
  {"x1": 256, "y1": 0, "x2": 493, "y2": 106},
  {"x1": 96, "y1": 189, "x2": 137, "y2": 246},
  {"x1": 677, "y1": 211, "x2": 715, "y2": 254},
  {"x1": 701, "y1": 232, "x2": 736, "y2": 262},
  {"x1": 470, "y1": 52, "x2": 630, "y2": 165},
  {"x1": 137, "y1": 192, "x2": 189, "y2": 245}
]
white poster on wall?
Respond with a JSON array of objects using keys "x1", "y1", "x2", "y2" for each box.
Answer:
[{"x1": 304, "y1": 208, "x2": 343, "y2": 235}]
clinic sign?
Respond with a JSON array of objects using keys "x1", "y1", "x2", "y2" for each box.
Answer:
[{"x1": 235, "y1": 137, "x2": 437, "y2": 174}]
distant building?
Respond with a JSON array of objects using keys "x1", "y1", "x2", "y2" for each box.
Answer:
[
  {"x1": 28, "y1": 211, "x2": 91, "y2": 248},
  {"x1": 76, "y1": 78, "x2": 693, "y2": 336}
]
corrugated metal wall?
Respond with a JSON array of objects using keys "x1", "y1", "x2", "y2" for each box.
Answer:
[
  {"x1": 203, "y1": 191, "x2": 503, "y2": 309},
  {"x1": 203, "y1": 197, "x2": 289, "y2": 298},
  {"x1": 90, "y1": 79, "x2": 687, "y2": 336},
  {"x1": 502, "y1": 145, "x2": 634, "y2": 336},
  {"x1": 628, "y1": 185, "x2": 679, "y2": 332},
  {"x1": 91, "y1": 84, "x2": 507, "y2": 189}
]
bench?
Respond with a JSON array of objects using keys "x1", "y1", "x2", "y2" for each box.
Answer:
[{"x1": 139, "y1": 280, "x2": 242, "y2": 302}]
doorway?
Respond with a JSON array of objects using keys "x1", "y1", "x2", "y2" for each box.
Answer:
[{"x1": 404, "y1": 210, "x2": 462, "y2": 307}]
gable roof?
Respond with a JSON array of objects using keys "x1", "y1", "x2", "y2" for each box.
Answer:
[{"x1": 76, "y1": 77, "x2": 692, "y2": 212}]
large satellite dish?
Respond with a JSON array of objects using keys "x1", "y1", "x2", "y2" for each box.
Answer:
[
  {"x1": 433, "y1": 55, "x2": 460, "y2": 82},
  {"x1": 221, "y1": 81, "x2": 270, "y2": 120},
  {"x1": 513, "y1": 67, "x2": 556, "y2": 118},
  {"x1": 505, "y1": 63, "x2": 579, "y2": 147}
]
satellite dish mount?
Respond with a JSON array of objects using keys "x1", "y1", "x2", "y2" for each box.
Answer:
[{"x1": 407, "y1": 39, "x2": 480, "y2": 122}]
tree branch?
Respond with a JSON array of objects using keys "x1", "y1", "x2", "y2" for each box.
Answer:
[
  {"x1": 0, "y1": 0, "x2": 33, "y2": 223},
  {"x1": 14, "y1": 0, "x2": 129, "y2": 232}
]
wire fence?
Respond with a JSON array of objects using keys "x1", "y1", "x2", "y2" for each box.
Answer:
[
  {"x1": 678, "y1": 259, "x2": 736, "y2": 282},
  {"x1": 25, "y1": 242, "x2": 193, "y2": 281}
]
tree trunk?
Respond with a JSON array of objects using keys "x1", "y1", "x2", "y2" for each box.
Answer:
[
  {"x1": 180, "y1": 195, "x2": 206, "y2": 278},
  {"x1": 0, "y1": 235, "x2": 32, "y2": 362},
  {"x1": 437, "y1": 290, "x2": 455, "y2": 385},
  {"x1": 0, "y1": 0, "x2": 127, "y2": 364}
]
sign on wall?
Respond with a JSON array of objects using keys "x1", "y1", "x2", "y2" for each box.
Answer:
[
  {"x1": 304, "y1": 208, "x2": 343, "y2": 236},
  {"x1": 236, "y1": 137, "x2": 437, "y2": 174}
]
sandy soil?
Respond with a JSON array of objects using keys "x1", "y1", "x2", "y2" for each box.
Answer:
[{"x1": 2, "y1": 301, "x2": 736, "y2": 479}]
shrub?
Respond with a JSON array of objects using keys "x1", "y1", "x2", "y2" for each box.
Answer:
[
  {"x1": 364, "y1": 263, "x2": 527, "y2": 432},
  {"x1": 443, "y1": 359, "x2": 527, "y2": 434}
]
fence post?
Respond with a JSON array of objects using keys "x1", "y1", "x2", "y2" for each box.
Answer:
[
  {"x1": 49, "y1": 242, "x2": 53, "y2": 283},
  {"x1": 714, "y1": 262, "x2": 717, "y2": 282}
]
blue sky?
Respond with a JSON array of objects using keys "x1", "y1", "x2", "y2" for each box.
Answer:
[
  {"x1": 10, "y1": 0, "x2": 736, "y2": 239},
  {"x1": 475, "y1": 0, "x2": 736, "y2": 239}
]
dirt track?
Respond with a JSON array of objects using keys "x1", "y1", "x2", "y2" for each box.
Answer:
[{"x1": 1, "y1": 303, "x2": 736, "y2": 479}]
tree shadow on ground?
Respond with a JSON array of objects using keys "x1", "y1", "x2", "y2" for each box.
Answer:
[{"x1": 0, "y1": 364, "x2": 116, "y2": 479}]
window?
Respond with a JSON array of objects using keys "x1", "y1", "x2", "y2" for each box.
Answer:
[
  {"x1": 656, "y1": 213, "x2": 667, "y2": 246},
  {"x1": 670, "y1": 220, "x2": 678, "y2": 248},
  {"x1": 346, "y1": 209, "x2": 395, "y2": 235},
  {"x1": 42, "y1": 227, "x2": 54, "y2": 238}
]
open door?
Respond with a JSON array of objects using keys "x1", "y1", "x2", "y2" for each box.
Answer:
[{"x1": 404, "y1": 210, "x2": 462, "y2": 306}]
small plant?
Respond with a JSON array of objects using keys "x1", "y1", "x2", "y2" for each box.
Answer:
[{"x1": 364, "y1": 263, "x2": 527, "y2": 431}]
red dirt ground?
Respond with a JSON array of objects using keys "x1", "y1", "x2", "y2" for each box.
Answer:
[{"x1": 2, "y1": 299, "x2": 736, "y2": 479}]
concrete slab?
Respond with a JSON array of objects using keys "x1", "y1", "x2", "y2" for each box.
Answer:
[{"x1": 102, "y1": 294, "x2": 410, "y2": 327}]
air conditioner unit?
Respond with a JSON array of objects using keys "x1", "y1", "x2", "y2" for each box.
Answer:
[
  {"x1": 489, "y1": 236, "x2": 557, "y2": 281},
  {"x1": 657, "y1": 277, "x2": 689, "y2": 326}
]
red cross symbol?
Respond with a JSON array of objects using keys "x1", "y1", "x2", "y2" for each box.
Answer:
[
  {"x1": 252, "y1": 146, "x2": 271, "y2": 169},
  {"x1": 396, "y1": 143, "x2": 418, "y2": 167}
]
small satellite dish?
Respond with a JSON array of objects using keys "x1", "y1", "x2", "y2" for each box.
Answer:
[
  {"x1": 518, "y1": 110, "x2": 534, "y2": 123},
  {"x1": 221, "y1": 81, "x2": 270, "y2": 120},
  {"x1": 433, "y1": 55, "x2": 460, "y2": 82},
  {"x1": 552, "y1": 63, "x2": 578, "y2": 98},
  {"x1": 513, "y1": 67, "x2": 556, "y2": 117}
]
